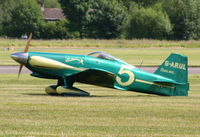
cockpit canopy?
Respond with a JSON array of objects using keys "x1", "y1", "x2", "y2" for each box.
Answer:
[
  {"x1": 87, "y1": 51, "x2": 116, "y2": 61},
  {"x1": 87, "y1": 51, "x2": 135, "y2": 67}
]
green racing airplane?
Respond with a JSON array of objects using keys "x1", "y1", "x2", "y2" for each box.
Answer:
[{"x1": 11, "y1": 34, "x2": 189, "y2": 96}]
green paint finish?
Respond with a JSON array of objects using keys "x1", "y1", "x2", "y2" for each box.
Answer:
[
  {"x1": 155, "y1": 53, "x2": 189, "y2": 96},
  {"x1": 12, "y1": 51, "x2": 189, "y2": 96}
]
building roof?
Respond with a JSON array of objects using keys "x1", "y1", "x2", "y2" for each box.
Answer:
[{"x1": 43, "y1": 8, "x2": 66, "y2": 21}]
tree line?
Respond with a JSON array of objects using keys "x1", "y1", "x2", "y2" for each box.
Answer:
[{"x1": 0, "y1": 0, "x2": 199, "y2": 40}]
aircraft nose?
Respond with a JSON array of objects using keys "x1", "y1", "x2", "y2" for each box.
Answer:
[{"x1": 10, "y1": 52, "x2": 28, "y2": 65}]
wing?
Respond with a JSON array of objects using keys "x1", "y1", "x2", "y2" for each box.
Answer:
[{"x1": 71, "y1": 69, "x2": 116, "y2": 88}]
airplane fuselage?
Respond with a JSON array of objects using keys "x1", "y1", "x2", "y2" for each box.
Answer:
[
  {"x1": 10, "y1": 34, "x2": 189, "y2": 96},
  {"x1": 26, "y1": 52, "x2": 176, "y2": 96}
]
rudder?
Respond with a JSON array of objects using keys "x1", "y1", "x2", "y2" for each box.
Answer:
[{"x1": 154, "y1": 53, "x2": 189, "y2": 96}]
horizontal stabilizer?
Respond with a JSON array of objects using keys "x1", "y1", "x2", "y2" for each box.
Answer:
[{"x1": 153, "y1": 80, "x2": 181, "y2": 85}]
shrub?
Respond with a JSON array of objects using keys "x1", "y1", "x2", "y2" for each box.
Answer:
[
  {"x1": 126, "y1": 7, "x2": 172, "y2": 39},
  {"x1": 39, "y1": 20, "x2": 78, "y2": 39}
]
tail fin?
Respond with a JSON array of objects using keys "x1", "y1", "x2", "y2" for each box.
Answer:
[{"x1": 154, "y1": 53, "x2": 189, "y2": 96}]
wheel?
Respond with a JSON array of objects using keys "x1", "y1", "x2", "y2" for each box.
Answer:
[
  {"x1": 56, "y1": 86, "x2": 90, "y2": 96},
  {"x1": 45, "y1": 85, "x2": 58, "y2": 95}
]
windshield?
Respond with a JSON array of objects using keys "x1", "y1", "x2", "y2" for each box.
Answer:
[
  {"x1": 87, "y1": 51, "x2": 116, "y2": 61},
  {"x1": 87, "y1": 51, "x2": 135, "y2": 68}
]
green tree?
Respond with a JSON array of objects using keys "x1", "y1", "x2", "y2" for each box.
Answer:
[
  {"x1": 87, "y1": 0, "x2": 128, "y2": 39},
  {"x1": 0, "y1": 0, "x2": 18, "y2": 23},
  {"x1": 163, "y1": 0, "x2": 200, "y2": 40},
  {"x1": 131, "y1": 0, "x2": 161, "y2": 7},
  {"x1": 121, "y1": 0, "x2": 138, "y2": 11},
  {"x1": 40, "y1": 20, "x2": 76, "y2": 39},
  {"x1": 183, "y1": 0, "x2": 200, "y2": 40},
  {"x1": 59, "y1": 0, "x2": 94, "y2": 38},
  {"x1": 4, "y1": 0, "x2": 43, "y2": 38},
  {"x1": 126, "y1": 7, "x2": 172, "y2": 39},
  {"x1": 0, "y1": 0, "x2": 19, "y2": 35},
  {"x1": 36, "y1": 0, "x2": 60, "y2": 8},
  {"x1": 59, "y1": 0, "x2": 128, "y2": 39}
]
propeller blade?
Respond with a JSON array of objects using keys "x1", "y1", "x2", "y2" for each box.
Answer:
[
  {"x1": 18, "y1": 64, "x2": 23, "y2": 79},
  {"x1": 17, "y1": 33, "x2": 32, "y2": 79},
  {"x1": 24, "y1": 33, "x2": 32, "y2": 53}
]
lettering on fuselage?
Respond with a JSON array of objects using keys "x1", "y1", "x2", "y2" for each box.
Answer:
[
  {"x1": 164, "y1": 61, "x2": 186, "y2": 70},
  {"x1": 160, "y1": 68, "x2": 175, "y2": 74}
]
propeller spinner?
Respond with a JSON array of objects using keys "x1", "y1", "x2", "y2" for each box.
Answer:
[{"x1": 10, "y1": 33, "x2": 32, "y2": 78}]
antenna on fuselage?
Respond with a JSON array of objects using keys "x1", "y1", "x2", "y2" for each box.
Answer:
[{"x1": 139, "y1": 60, "x2": 143, "y2": 69}]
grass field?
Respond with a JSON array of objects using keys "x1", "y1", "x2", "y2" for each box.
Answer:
[
  {"x1": 1, "y1": 47, "x2": 200, "y2": 66},
  {"x1": 0, "y1": 39, "x2": 200, "y2": 48},
  {"x1": 1, "y1": 39, "x2": 200, "y2": 136},
  {"x1": 0, "y1": 74, "x2": 200, "y2": 136}
]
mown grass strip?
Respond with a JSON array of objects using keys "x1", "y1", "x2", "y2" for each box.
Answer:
[
  {"x1": 0, "y1": 39, "x2": 200, "y2": 48},
  {"x1": 0, "y1": 74, "x2": 199, "y2": 136}
]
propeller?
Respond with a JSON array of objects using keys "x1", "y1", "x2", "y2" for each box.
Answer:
[
  {"x1": 17, "y1": 33, "x2": 32, "y2": 79},
  {"x1": 24, "y1": 33, "x2": 32, "y2": 53},
  {"x1": 18, "y1": 64, "x2": 23, "y2": 79}
]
